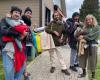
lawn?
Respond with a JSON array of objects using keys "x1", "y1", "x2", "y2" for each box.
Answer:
[
  {"x1": 0, "y1": 56, "x2": 5, "y2": 80},
  {"x1": 96, "y1": 40, "x2": 100, "y2": 80},
  {"x1": 96, "y1": 54, "x2": 100, "y2": 80}
]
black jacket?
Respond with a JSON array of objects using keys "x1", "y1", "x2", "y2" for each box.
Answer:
[
  {"x1": 21, "y1": 15, "x2": 33, "y2": 44},
  {"x1": 22, "y1": 15, "x2": 31, "y2": 26},
  {"x1": 66, "y1": 18, "x2": 77, "y2": 49},
  {"x1": 0, "y1": 18, "x2": 20, "y2": 48}
]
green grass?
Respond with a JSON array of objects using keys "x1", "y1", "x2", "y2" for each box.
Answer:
[
  {"x1": 0, "y1": 54, "x2": 35, "y2": 80},
  {"x1": 0, "y1": 56, "x2": 5, "y2": 80},
  {"x1": 98, "y1": 44, "x2": 100, "y2": 47},
  {"x1": 96, "y1": 55, "x2": 100, "y2": 80}
]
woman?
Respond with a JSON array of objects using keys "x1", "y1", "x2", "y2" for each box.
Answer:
[
  {"x1": 0, "y1": 6, "x2": 28, "y2": 80},
  {"x1": 77, "y1": 14, "x2": 100, "y2": 79}
]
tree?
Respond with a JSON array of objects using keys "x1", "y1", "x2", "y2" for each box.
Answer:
[{"x1": 79, "y1": 0, "x2": 100, "y2": 24}]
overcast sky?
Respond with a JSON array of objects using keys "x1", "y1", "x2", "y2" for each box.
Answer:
[
  {"x1": 66, "y1": 0, "x2": 100, "y2": 18},
  {"x1": 66, "y1": 0, "x2": 84, "y2": 18}
]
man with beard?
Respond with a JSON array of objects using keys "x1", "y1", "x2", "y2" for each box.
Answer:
[
  {"x1": 66, "y1": 12, "x2": 80, "y2": 72},
  {"x1": 45, "y1": 11, "x2": 70, "y2": 75}
]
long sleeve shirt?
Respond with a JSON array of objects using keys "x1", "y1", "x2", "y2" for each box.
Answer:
[{"x1": 45, "y1": 21, "x2": 67, "y2": 46}]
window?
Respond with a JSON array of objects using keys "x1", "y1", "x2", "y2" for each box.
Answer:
[{"x1": 45, "y1": 7, "x2": 51, "y2": 26}]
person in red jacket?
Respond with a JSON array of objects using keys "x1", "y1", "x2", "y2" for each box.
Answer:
[{"x1": 0, "y1": 6, "x2": 28, "y2": 80}]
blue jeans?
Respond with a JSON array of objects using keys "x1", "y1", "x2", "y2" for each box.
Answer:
[
  {"x1": 2, "y1": 51, "x2": 25, "y2": 80},
  {"x1": 70, "y1": 48, "x2": 78, "y2": 66},
  {"x1": 24, "y1": 76, "x2": 30, "y2": 80}
]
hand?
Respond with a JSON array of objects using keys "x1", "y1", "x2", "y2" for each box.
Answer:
[
  {"x1": 62, "y1": 17, "x2": 67, "y2": 22},
  {"x1": 82, "y1": 29, "x2": 87, "y2": 33},
  {"x1": 23, "y1": 31, "x2": 28, "y2": 37},
  {"x1": 20, "y1": 35, "x2": 25, "y2": 40},
  {"x1": 20, "y1": 31, "x2": 28, "y2": 40},
  {"x1": 74, "y1": 22, "x2": 79, "y2": 27},
  {"x1": 53, "y1": 31, "x2": 60, "y2": 36},
  {"x1": 75, "y1": 22, "x2": 79, "y2": 25},
  {"x1": 58, "y1": 39, "x2": 63, "y2": 43},
  {"x1": 78, "y1": 35, "x2": 84, "y2": 40}
]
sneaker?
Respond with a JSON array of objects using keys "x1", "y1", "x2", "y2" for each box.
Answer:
[
  {"x1": 70, "y1": 66, "x2": 77, "y2": 72},
  {"x1": 50, "y1": 67, "x2": 55, "y2": 73},
  {"x1": 74, "y1": 64, "x2": 79, "y2": 67},
  {"x1": 78, "y1": 73, "x2": 86, "y2": 78},
  {"x1": 61, "y1": 69, "x2": 70, "y2": 75},
  {"x1": 23, "y1": 72, "x2": 31, "y2": 80},
  {"x1": 23, "y1": 72, "x2": 31, "y2": 77},
  {"x1": 24, "y1": 76, "x2": 30, "y2": 80}
]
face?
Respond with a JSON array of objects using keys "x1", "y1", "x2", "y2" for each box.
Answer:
[
  {"x1": 24, "y1": 11, "x2": 32, "y2": 18},
  {"x1": 86, "y1": 17, "x2": 93, "y2": 25},
  {"x1": 11, "y1": 11, "x2": 21, "y2": 20},
  {"x1": 53, "y1": 12, "x2": 61, "y2": 21},
  {"x1": 73, "y1": 16, "x2": 79, "y2": 22}
]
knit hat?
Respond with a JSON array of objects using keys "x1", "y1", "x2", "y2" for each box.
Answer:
[
  {"x1": 10, "y1": 6, "x2": 22, "y2": 14},
  {"x1": 24, "y1": 7, "x2": 32, "y2": 13},
  {"x1": 72, "y1": 12, "x2": 80, "y2": 18}
]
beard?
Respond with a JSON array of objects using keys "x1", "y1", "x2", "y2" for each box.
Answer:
[
  {"x1": 54, "y1": 18, "x2": 59, "y2": 21},
  {"x1": 54, "y1": 19, "x2": 62, "y2": 24}
]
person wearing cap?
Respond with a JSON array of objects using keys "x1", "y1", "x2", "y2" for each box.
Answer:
[
  {"x1": 22, "y1": 7, "x2": 33, "y2": 58},
  {"x1": 66, "y1": 12, "x2": 81, "y2": 72},
  {"x1": 0, "y1": 6, "x2": 28, "y2": 80},
  {"x1": 22, "y1": 7, "x2": 33, "y2": 80},
  {"x1": 22, "y1": 7, "x2": 32, "y2": 27},
  {"x1": 22, "y1": 7, "x2": 33, "y2": 60}
]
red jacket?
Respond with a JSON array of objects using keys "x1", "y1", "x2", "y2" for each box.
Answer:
[
  {"x1": 2, "y1": 24, "x2": 28, "y2": 42},
  {"x1": 2, "y1": 24, "x2": 28, "y2": 72}
]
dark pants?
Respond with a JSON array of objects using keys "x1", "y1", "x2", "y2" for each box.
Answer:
[
  {"x1": 79, "y1": 46, "x2": 97, "y2": 72},
  {"x1": 25, "y1": 46, "x2": 32, "y2": 57}
]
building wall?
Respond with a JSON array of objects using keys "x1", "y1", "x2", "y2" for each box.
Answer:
[
  {"x1": 0, "y1": 0, "x2": 40, "y2": 27},
  {"x1": 0, "y1": 0, "x2": 66, "y2": 27},
  {"x1": 61, "y1": 0, "x2": 67, "y2": 17},
  {"x1": 42, "y1": 0, "x2": 53, "y2": 27}
]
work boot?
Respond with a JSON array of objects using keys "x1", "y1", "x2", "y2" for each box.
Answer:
[
  {"x1": 74, "y1": 64, "x2": 79, "y2": 67},
  {"x1": 61, "y1": 69, "x2": 70, "y2": 75},
  {"x1": 70, "y1": 66, "x2": 77, "y2": 72},
  {"x1": 91, "y1": 72, "x2": 95, "y2": 79},
  {"x1": 78, "y1": 69, "x2": 86, "y2": 78},
  {"x1": 50, "y1": 67, "x2": 55, "y2": 73}
]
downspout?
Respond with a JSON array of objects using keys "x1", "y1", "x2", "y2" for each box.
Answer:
[
  {"x1": 39, "y1": 0, "x2": 42, "y2": 27},
  {"x1": 61, "y1": 0, "x2": 67, "y2": 17}
]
